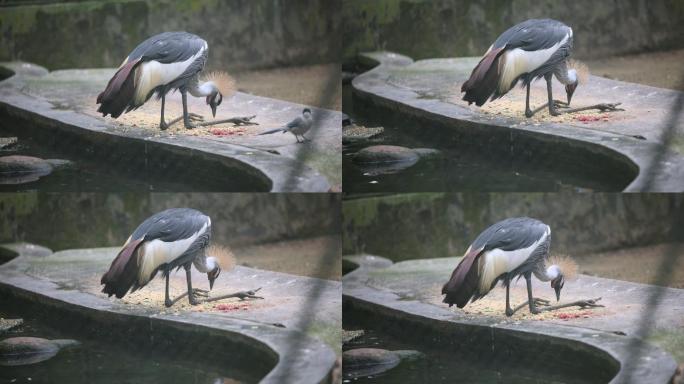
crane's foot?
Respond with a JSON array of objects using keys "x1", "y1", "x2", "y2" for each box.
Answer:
[
  {"x1": 164, "y1": 288, "x2": 210, "y2": 307},
  {"x1": 539, "y1": 297, "x2": 604, "y2": 312},
  {"x1": 525, "y1": 108, "x2": 534, "y2": 118},
  {"x1": 166, "y1": 113, "x2": 204, "y2": 129},
  {"x1": 508, "y1": 297, "x2": 550, "y2": 316},
  {"x1": 203, "y1": 287, "x2": 264, "y2": 303},
  {"x1": 558, "y1": 103, "x2": 624, "y2": 114},
  {"x1": 192, "y1": 115, "x2": 259, "y2": 128}
]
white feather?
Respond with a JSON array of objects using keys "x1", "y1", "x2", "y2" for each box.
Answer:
[
  {"x1": 498, "y1": 33, "x2": 570, "y2": 94},
  {"x1": 478, "y1": 226, "x2": 550, "y2": 293},
  {"x1": 133, "y1": 45, "x2": 206, "y2": 105},
  {"x1": 137, "y1": 222, "x2": 208, "y2": 285}
]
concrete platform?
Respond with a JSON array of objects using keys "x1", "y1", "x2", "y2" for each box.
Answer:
[
  {"x1": 351, "y1": 52, "x2": 684, "y2": 192},
  {"x1": 343, "y1": 254, "x2": 681, "y2": 383},
  {"x1": 0, "y1": 243, "x2": 341, "y2": 383},
  {"x1": 0, "y1": 62, "x2": 341, "y2": 192}
]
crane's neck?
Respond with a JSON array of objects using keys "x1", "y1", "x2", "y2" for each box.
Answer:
[
  {"x1": 188, "y1": 80, "x2": 218, "y2": 97},
  {"x1": 538, "y1": 265, "x2": 561, "y2": 282},
  {"x1": 554, "y1": 61, "x2": 576, "y2": 85}
]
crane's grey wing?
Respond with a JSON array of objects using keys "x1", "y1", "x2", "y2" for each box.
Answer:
[
  {"x1": 471, "y1": 217, "x2": 549, "y2": 252},
  {"x1": 131, "y1": 208, "x2": 210, "y2": 243},
  {"x1": 127, "y1": 31, "x2": 207, "y2": 64},
  {"x1": 493, "y1": 19, "x2": 571, "y2": 52}
]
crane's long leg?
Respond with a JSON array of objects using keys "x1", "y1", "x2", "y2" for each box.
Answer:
[
  {"x1": 524, "y1": 83, "x2": 533, "y2": 118},
  {"x1": 159, "y1": 93, "x2": 168, "y2": 130},
  {"x1": 525, "y1": 273, "x2": 542, "y2": 314},
  {"x1": 545, "y1": 74, "x2": 560, "y2": 116},
  {"x1": 181, "y1": 89, "x2": 193, "y2": 129},
  {"x1": 505, "y1": 279, "x2": 514, "y2": 316}
]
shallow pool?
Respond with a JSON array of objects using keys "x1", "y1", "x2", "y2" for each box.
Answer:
[{"x1": 0, "y1": 308, "x2": 261, "y2": 384}]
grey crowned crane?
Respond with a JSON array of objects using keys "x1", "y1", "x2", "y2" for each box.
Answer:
[
  {"x1": 101, "y1": 208, "x2": 262, "y2": 307},
  {"x1": 441, "y1": 217, "x2": 596, "y2": 317},
  {"x1": 259, "y1": 108, "x2": 313, "y2": 143},
  {"x1": 96, "y1": 31, "x2": 237, "y2": 130},
  {"x1": 461, "y1": 19, "x2": 585, "y2": 118}
]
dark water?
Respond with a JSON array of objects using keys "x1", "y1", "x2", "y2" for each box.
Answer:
[
  {"x1": 0, "y1": 309, "x2": 260, "y2": 384},
  {"x1": 0, "y1": 132, "x2": 268, "y2": 192},
  {"x1": 343, "y1": 83, "x2": 629, "y2": 193},
  {"x1": 342, "y1": 326, "x2": 594, "y2": 384}
]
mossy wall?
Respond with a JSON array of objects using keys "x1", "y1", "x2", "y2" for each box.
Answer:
[
  {"x1": 342, "y1": 193, "x2": 684, "y2": 261},
  {"x1": 0, "y1": 0, "x2": 341, "y2": 70},
  {"x1": 342, "y1": 0, "x2": 684, "y2": 64},
  {"x1": 0, "y1": 193, "x2": 341, "y2": 251}
]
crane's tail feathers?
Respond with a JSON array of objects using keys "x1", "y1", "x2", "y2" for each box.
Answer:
[
  {"x1": 101, "y1": 238, "x2": 144, "y2": 299},
  {"x1": 461, "y1": 47, "x2": 505, "y2": 107},
  {"x1": 96, "y1": 59, "x2": 140, "y2": 119},
  {"x1": 258, "y1": 127, "x2": 287, "y2": 135},
  {"x1": 442, "y1": 248, "x2": 483, "y2": 308}
]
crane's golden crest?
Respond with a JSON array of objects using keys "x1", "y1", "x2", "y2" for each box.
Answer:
[
  {"x1": 207, "y1": 244, "x2": 236, "y2": 271},
  {"x1": 201, "y1": 71, "x2": 236, "y2": 97},
  {"x1": 548, "y1": 254, "x2": 578, "y2": 280},
  {"x1": 568, "y1": 59, "x2": 589, "y2": 83}
]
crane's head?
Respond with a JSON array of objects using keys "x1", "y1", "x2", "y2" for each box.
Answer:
[
  {"x1": 207, "y1": 92, "x2": 222, "y2": 118},
  {"x1": 201, "y1": 71, "x2": 236, "y2": 117},
  {"x1": 205, "y1": 244, "x2": 236, "y2": 290},
  {"x1": 551, "y1": 274, "x2": 565, "y2": 301},
  {"x1": 565, "y1": 60, "x2": 589, "y2": 106},
  {"x1": 547, "y1": 254, "x2": 578, "y2": 301},
  {"x1": 206, "y1": 256, "x2": 221, "y2": 290}
]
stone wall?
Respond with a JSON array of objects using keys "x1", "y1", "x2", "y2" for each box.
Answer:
[
  {"x1": 342, "y1": 0, "x2": 684, "y2": 63},
  {"x1": 0, "y1": 193, "x2": 341, "y2": 251},
  {"x1": 342, "y1": 193, "x2": 684, "y2": 261},
  {"x1": 0, "y1": 0, "x2": 341, "y2": 70}
]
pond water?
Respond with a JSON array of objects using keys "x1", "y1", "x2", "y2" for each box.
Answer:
[
  {"x1": 343, "y1": 83, "x2": 633, "y2": 193},
  {"x1": 0, "y1": 130, "x2": 270, "y2": 192},
  {"x1": 343, "y1": 320, "x2": 602, "y2": 384},
  {"x1": 0, "y1": 308, "x2": 261, "y2": 384}
]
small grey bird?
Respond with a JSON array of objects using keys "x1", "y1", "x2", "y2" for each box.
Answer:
[{"x1": 259, "y1": 108, "x2": 313, "y2": 143}]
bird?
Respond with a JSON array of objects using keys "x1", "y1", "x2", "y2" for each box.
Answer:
[
  {"x1": 100, "y1": 208, "x2": 221, "y2": 307},
  {"x1": 258, "y1": 108, "x2": 313, "y2": 143},
  {"x1": 461, "y1": 19, "x2": 584, "y2": 118},
  {"x1": 441, "y1": 217, "x2": 576, "y2": 316},
  {"x1": 96, "y1": 31, "x2": 235, "y2": 130}
]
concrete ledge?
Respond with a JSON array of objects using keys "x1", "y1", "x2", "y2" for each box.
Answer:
[
  {"x1": 0, "y1": 243, "x2": 340, "y2": 383},
  {"x1": 343, "y1": 255, "x2": 679, "y2": 383},
  {"x1": 0, "y1": 62, "x2": 337, "y2": 192},
  {"x1": 351, "y1": 52, "x2": 684, "y2": 192}
]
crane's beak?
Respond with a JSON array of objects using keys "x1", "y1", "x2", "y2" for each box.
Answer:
[
  {"x1": 208, "y1": 274, "x2": 216, "y2": 290},
  {"x1": 210, "y1": 102, "x2": 217, "y2": 118},
  {"x1": 565, "y1": 83, "x2": 577, "y2": 106},
  {"x1": 554, "y1": 285, "x2": 562, "y2": 302}
]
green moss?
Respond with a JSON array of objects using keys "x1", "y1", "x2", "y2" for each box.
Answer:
[
  {"x1": 306, "y1": 320, "x2": 342, "y2": 356},
  {"x1": 647, "y1": 329, "x2": 684, "y2": 363}
]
